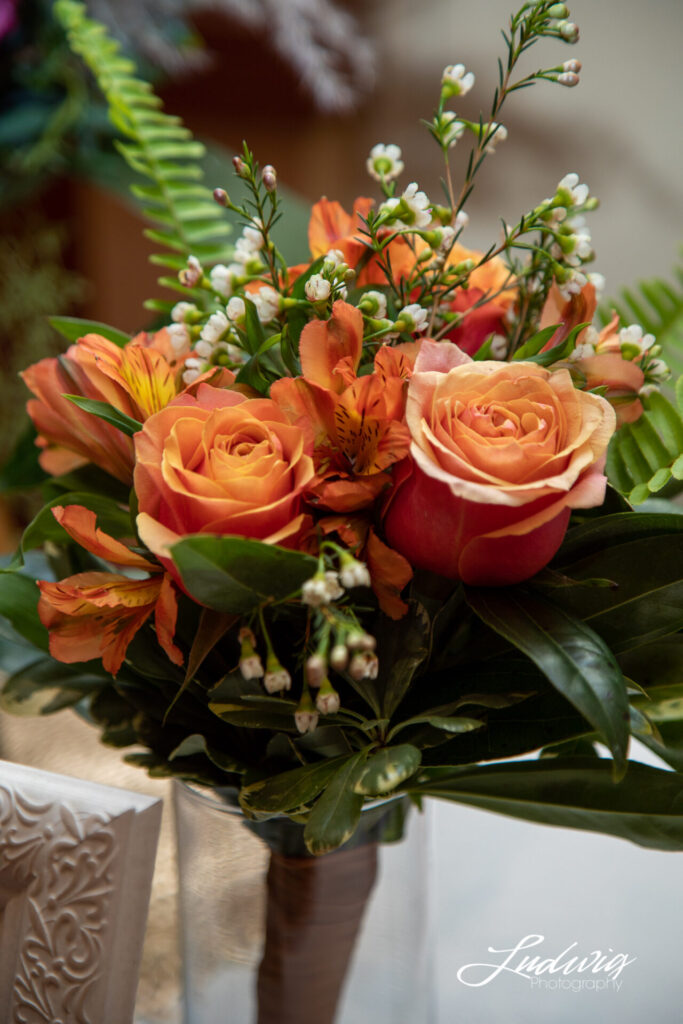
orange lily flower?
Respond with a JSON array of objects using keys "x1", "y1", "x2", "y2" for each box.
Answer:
[
  {"x1": 316, "y1": 515, "x2": 412, "y2": 620},
  {"x1": 271, "y1": 302, "x2": 412, "y2": 513},
  {"x1": 305, "y1": 197, "x2": 416, "y2": 287},
  {"x1": 37, "y1": 505, "x2": 182, "y2": 675},
  {"x1": 23, "y1": 330, "x2": 235, "y2": 484}
]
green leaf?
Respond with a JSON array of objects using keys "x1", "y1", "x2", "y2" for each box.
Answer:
[
  {"x1": 465, "y1": 588, "x2": 629, "y2": 777},
  {"x1": 555, "y1": 511, "x2": 683, "y2": 564},
  {"x1": 607, "y1": 388, "x2": 683, "y2": 503},
  {"x1": 411, "y1": 758, "x2": 683, "y2": 850},
  {"x1": 54, "y1": 0, "x2": 231, "y2": 293},
  {"x1": 378, "y1": 602, "x2": 430, "y2": 719},
  {"x1": 48, "y1": 316, "x2": 130, "y2": 347},
  {"x1": 241, "y1": 756, "x2": 350, "y2": 813},
  {"x1": 0, "y1": 657, "x2": 107, "y2": 715},
  {"x1": 0, "y1": 572, "x2": 49, "y2": 651},
  {"x1": 168, "y1": 734, "x2": 242, "y2": 774},
  {"x1": 209, "y1": 703, "x2": 299, "y2": 731},
  {"x1": 552, "y1": 533, "x2": 683, "y2": 653},
  {"x1": 0, "y1": 423, "x2": 48, "y2": 494},
  {"x1": 64, "y1": 396, "x2": 142, "y2": 436},
  {"x1": 512, "y1": 324, "x2": 559, "y2": 360},
  {"x1": 514, "y1": 322, "x2": 589, "y2": 367},
  {"x1": 304, "y1": 752, "x2": 368, "y2": 854},
  {"x1": 389, "y1": 715, "x2": 485, "y2": 741},
  {"x1": 242, "y1": 298, "x2": 266, "y2": 356},
  {"x1": 15, "y1": 491, "x2": 132, "y2": 565},
  {"x1": 170, "y1": 535, "x2": 317, "y2": 614},
  {"x1": 353, "y1": 744, "x2": 422, "y2": 796}
]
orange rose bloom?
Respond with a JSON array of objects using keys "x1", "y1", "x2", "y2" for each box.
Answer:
[
  {"x1": 384, "y1": 340, "x2": 616, "y2": 585},
  {"x1": 134, "y1": 384, "x2": 315, "y2": 572}
]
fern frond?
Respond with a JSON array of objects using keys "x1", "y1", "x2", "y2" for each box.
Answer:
[
  {"x1": 606, "y1": 384, "x2": 683, "y2": 504},
  {"x1": 599, "y1": 254, "x2": 683, "y2": 382},
  {"x1": 54, "y1": 0, "x2": 231, "y2": 304}
]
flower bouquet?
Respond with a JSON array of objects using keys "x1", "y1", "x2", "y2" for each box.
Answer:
[{"x1": 2, "y1": 0, "x2": 683, "y2": 1021}]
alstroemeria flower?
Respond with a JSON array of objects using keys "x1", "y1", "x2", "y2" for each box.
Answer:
[
  {"x1": 271, "y1": 301, "x2": 412, "y2": 512},
  {"x1": 302, "y1": 197, "x2": 416, "y2": 287},
  {"x1": 22, "y1": 330, "x2": 233, "y2": 484},
  {"x1": 440, "y1": 243, "x2": 517, "y2": 355},
  {"x1": 37, "y1": 505, "x2": 181, "y2": 675},
  {"x1": 315, "y1": 515, "x2": 412, "y2": 620}
]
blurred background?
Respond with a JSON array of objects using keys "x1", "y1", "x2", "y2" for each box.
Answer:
[{"x1": 0, "y1": 1, "x2": 681, "y2": 1020}]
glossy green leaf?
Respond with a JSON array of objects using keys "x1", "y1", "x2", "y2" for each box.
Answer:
[
  {"x1": 170, "y1": 535, "x2": 317, "y2": 614},
  {"x1": 353, "y1": 744, "x2": 422, "y2": 796},
  {"x1": 15, "y1": 491, "x2": 132, "y2": 565},
  {"x1": 552, "y1": 534, "x2": 683, "y2": 653},
  {"x1": 49, "y1": 316, "x2": 130, "y2": 347},
  {"x1": 378, "y1": 602, "x2": 430, "y2": 719},
  {"x1": 411, "y1": 758, "x2": 683, "y2": 850},
  {"x1": 168, "y1": 734, "x2": 242, "y2": 774},
  {"x1": 389, "y1": 715, "x2": 485, "y2": 741},
  {"x1": 555, "y1": 512, "x2": 683, "y2": 564},
  {"x1": 465, "y1": 589, "x2": 629, "y2": 776},
  {"x1": 0, "y1": 572, "x2": 49, "y2": 651},
  {"x1": 241, "y1": 756, "x2": 350, "y2": 813},
  {"x1": 64, "y1": 396, "x2": 142, "y2": 436},
  {"x1": 512, "y1": 324, "x2": 559, "y2": 360},
  {"x1": 304, "y1": 752, "x2": 368, "y2": 854},
  {"x1": 0, "y1": 657, "x2": 107, "y2": 715}
]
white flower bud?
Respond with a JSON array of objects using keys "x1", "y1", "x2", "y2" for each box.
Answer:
[
  {"x1": 562, "y1": 59, "x2": 582, "y2": 73},
  {"x1": 210, "y1": 265, "x2": 234, "y2": 297},
  {"x1": 194, "y1": 340, "x2": 214, "y2": 359},
  {"x1": 179, "y1": 255, "x2": 203, "y2": 288},
  {"x1": 171, "y1": 301, "x2": 197, "y2": 323},
  {"x1": 484, "y1": 123, "x2": 508, "y2": 152},
  {"x1": 329, "y1": 644, "x2": 349, "y2": 671},
  {"x1": 346, "y1": 631, "x2": 376, "y2": 651},
  {"x1": 441, "y1": 63, "x2": 475, "y2": 99},
  {"x1": 226, "y1": 296, "x2": 246, "y2": 322},
  {"x1": 262, "y1": 164, "x2": 277, "y2": 191},
  {"x1": 252, "y1": 285, "x2": 281, "y2": 324},
  {"x1": 305, "y1": 274, "x2": 332, "y2": 302},
  {"x1": 349, "y1": 651, "x2": 379, "y2": 681},
  {"x1": 339, "y1": 558, "x2": 371, "y2": 589},
  {"x1": 301, "y1": 571, "x2": 344, "y2": 607},
  {"x1": 306, "y1": 654, "x2": 327, "y2": 688},
  {"x1": 397, "y1": 303, "x2": 430, "y2": 333},
  {"x1": 359, "y1": 290, "x2": 388, "y2": 318},
  {"x1": 240, "y1": 654, "x2": 264, "y2": 680},
  {"x1": 167, "y1": 323, "x2": 191, "y2": 352},
  {"x1": 264, "y1": 667, "x2": 292, "y2": 694},
  {"x1": 295, "y1": 709, "x2": 319, "y2": 734},
  {"x1": 557, "y1": 72, "x2": 579, "y2": 87},
  {"x1": 366, "y1": 143, "x2": 404, "y2": 183},
  {"x1": 200, "y1": 311, "x2": 229, "y2": 344},
  {"x1": 489, "y1": 334, "x2": 508, "y2": 360},
  {"x1": 316, "y1": 682, "x2": 340, "y2": 715}
]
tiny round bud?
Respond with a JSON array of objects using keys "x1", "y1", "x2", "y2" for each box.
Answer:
[
  {"x1": 306, "y1": 654, "x2": 327, "y2": 688},
  {"x1": 557, "y1": 72, "x2": 579, "y2": 87},
  {"x1": 213, "y1": 188, "x2": 229, "y2": 206},
  {"x1": 329, "y1": 644, "x2": 349, "y2": 671},
  {"x1": 558, "y1": 20, "x2": 579, "y2": 42},
  {"x1": 562, "y1": 59, "x2": 582, "y2": 73},
  {"x1": 262, "y1": 165, "x2": 277, "y2": 191},
  {"x1": 232, "y1": 155, "x2": 249, "y2": 178},
  {"x1": 547, "y1": 3, "x2": 569, "y2": 17}
]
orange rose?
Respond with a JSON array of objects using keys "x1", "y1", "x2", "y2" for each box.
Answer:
[
  {"x1": 134, "y1": 384, "x2": 315, "y2": 572},
  {"x1": 384, "y1": 340, "x2": 616, "y2": 585}
]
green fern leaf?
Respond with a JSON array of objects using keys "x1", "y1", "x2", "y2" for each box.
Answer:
[
  {"x1": 606, "y1": 383, "x2": 683, "y2": 504},
  {"x1": 54, "y1": 0, "x2": 231, "y2": 304},
  {"x1": 599, "y1": 254, "x2": 683, "y2": 384}
]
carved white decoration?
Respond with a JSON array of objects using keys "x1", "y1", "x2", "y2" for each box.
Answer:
[{"x1": 0, "y1": 760, "x2": 162, "y2": 1024}]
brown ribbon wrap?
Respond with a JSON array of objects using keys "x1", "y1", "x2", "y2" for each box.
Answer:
[{"x1": 256, "y1": 843, "x2": 379, "y2": 1024}]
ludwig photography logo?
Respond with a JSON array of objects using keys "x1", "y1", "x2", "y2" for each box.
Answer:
[{"x1": 457, "y1": 934, "x2": 637, "y2": 993}]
